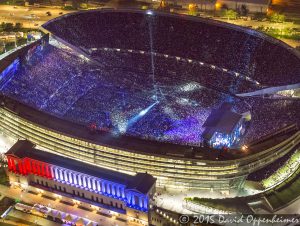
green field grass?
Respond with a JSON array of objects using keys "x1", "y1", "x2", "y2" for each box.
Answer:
[
  {"x1": 185, "y1": 197, "x2": 253, "y2": 213},
  {"x1": 265, "y1": 167, "x2": 300, "y2": 210},
  {"x1": 262, "y1": 150, "x2": 300, "y2": 188}
]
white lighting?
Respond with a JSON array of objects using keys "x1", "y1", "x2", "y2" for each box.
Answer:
[{"x1": 146, "y1": 10, "x2": 153, "y2": 15}]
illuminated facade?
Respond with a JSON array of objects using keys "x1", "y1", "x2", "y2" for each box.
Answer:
[
  {"x1": 0, "y1": 11, "x2": 299, "y2": 192},
  {"x1": 6, "y1": 140, "x2": 156, "y2": 225},
  {"x1": 203, "y1": 103, "x2": 248, "y2": 149},
  {"x1": 1, "y1": 103, "x2": 300, "y2": 192},
  {"x1": 0, "y1": 58, "x2": 19, "y2": 89}
]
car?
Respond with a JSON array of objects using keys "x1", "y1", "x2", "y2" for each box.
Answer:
[
  {"x1": 46, "y1": 11, "x2": 52, "y2": 16},
  {"x1": 59, "y1": 12, "x2": 63, "y2": 15}
]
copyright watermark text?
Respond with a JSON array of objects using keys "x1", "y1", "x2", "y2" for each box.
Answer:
[{"x1": 178, "y1": 214, "x2": 300, "y2": 225}]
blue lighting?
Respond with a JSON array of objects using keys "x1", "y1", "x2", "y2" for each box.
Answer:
[
  {"x1": 139, "y1": 101, "x2": 159, "y2": 116},
  {"x1": 0, "y1": 59, "x2": 20, "y2": 90},
  {"x1": 209, "y1": 119, "x2": 246, "y2": 149},
  {"x1": 52, "y1": 168, "x2": 149, "y2": 210},
  {"x1": 146, "y1": 10, "x2": 154, "y2": 15},
  {"x1": 119, "y1": 101, "x2": 159, "y2": 133}
]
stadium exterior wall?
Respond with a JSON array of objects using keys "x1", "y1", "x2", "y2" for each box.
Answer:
[
  {"x1": 0, "y1": 105, "x2": 299, "y2": 191},
  {"x1": 42, "y1": 8, "x2": 300, "y2": 64},
  {"x1": 0, "y1": 11, "x2": 300, "y2": 190}
]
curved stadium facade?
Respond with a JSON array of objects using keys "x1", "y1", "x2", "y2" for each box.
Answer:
[{"x1": 0, "y1": 9, "x2": 300, "y2": 191}]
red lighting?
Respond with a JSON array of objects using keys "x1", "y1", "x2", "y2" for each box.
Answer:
[{"x1": 7, "y1": 155, "x2": 54, "y2": 180}]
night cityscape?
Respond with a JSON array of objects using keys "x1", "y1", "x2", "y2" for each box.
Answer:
[{"x1": 0, "y1": 0, "x2": 299, "y2": 225}]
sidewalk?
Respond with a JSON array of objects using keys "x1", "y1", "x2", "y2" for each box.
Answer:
[{"x1": 0, "y1": 184, "x2": 126, "y2": 226}]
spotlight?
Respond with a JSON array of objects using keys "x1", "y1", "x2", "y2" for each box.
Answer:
[
  {"x1": 127, "y1": 101, "x2": 159, "y2": 128},
  {"x1": 146, "y1": 10, "x2": 153, "y2": 15}
]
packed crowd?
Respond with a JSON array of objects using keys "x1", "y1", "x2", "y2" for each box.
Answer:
[
  {"x1": 262, "y1": 150, "x2": 300, "y2": 188},
  {"x1": 91, "y1": 48, "x2": 259, "y2": 94},
  {"x1": 240, "y1": 98, "x2": 300, "y2": 144},
  {"x1": 1, "y1": 15, "x2": 300, "y2": 147},
  {"x1": 44, "y1": 11, "x2": 300, "y2": 88},
  {"x1": 0, "y1": 43, "x2": 247, "y2": 146},
  {"x1": 247, "y1": 149, "x2": 296, "y2": 182}
]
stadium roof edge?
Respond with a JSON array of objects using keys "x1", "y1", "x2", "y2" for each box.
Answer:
[
  {"x1": 41, "y1": 9, "x2": 300, "y2": 62},
  {"x1": 1, "y1": 94, "x2": 298, "y2": 163},
  {"x1": 6, "y1": 139, "x2": 156, "y2": 194}
]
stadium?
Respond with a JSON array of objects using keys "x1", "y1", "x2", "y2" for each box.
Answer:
[{"x1": 0, "y1": 9, "x2": 300, "y2": 191}]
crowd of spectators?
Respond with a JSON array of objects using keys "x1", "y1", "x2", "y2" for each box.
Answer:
[
  {"x1": 91, "y1": 48, "x2": 259, "y2": 94},
  {"x1": 240, "y1": 98, "x2": 300, "y2": 145},
  {"x1": 0, "y1": 44, "x2": 246, "y2": 146},
  {"x1": 247, "y1": 149, "x2": 295, "y2": 182},
  {"x1": 0, "y1": 10, "x2": 299, "y2": 147},
  {"x1": 44, "y1": 11, "x2": 300, "y2": 88},
  {"x1": 262, "y1": 150, "x2": 300, "y2": 188}
]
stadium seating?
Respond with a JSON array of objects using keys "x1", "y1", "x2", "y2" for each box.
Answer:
[{"x1": 1, "y1": 11, "x2": 299, "y2": 147}]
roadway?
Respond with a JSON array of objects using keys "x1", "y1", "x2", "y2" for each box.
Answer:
[
  {"x1": 0, "y1": 4, "x2": 299, "y2": 47},
  {"x1": 0, "y1": 184, "x2": 127, "y2": 226},
  {"x1": 0, "y1": 132, "x2": 15, "y2": 155},
  {"x1": 0, "y1": 5, "x2": 75, "y2": 28}
]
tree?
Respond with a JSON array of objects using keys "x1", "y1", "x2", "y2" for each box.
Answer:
[
  {"x1": 269, "y1": 13, "x2": 285, "y2": 23},
  {"x1": 240, "y1": 4, "x2": 249, "y2": 16},
  {"x1": 72, "y1": 0, "x2": 79, "y2": 9},
  {"x1": 223, "y1": 9, "x2": 237, "y2": 20},
  {"x1": 3, "y1": 23, "x2": 14, "y2": 32},
  {"x1": 253, "y1": 12, "x2": 266, "y2": 21},
  {"x1": 14, "y1": 23, "x2": 23, "y2": 31},
  {"x1": 188, "y1": 4, "x2": 198, "y2": 16},
  {"x1": 221, "y1": 3, "x2": 228, "y2": 10}
]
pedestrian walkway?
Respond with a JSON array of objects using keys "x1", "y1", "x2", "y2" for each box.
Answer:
[{"x1": 0, "y1": 184, "x2": 126, "y2": 226}]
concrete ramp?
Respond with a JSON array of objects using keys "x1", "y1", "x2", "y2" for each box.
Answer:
[{"x1": 236, "y1": 83, "x2": 300, "y2": 97}]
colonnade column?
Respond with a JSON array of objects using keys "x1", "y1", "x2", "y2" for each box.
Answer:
[
  {"x1": 87, "y1": 176, "x2": 91, "y2": 189},
  {"x1": 82, "y1": 175, "x2": 87, "y2": 187},
  {"x1": 122, "y1": 187, "x2": 125, "y2": 198},
  {"x1": 50, "y1": 166, "x2": 55, "y2": 179},
  {"x1": 18, "y1": 159, "x2": 23, "y2": 174},
  {"x1": 97, "y1": 180, "x2": 101, "y2": 192},
  {"x1": 8, "y1": 157, "x2": 16, "y2": 172},
  {"x1": 69, "y1": 172, "x2": 73, "y2": 184},
  {"x1": 22, "y1": 159, "x2": 27, "y2": 175},
  {"x1": 63, "y1": 170, "x2": 68, "y2": 183},
  {"x1": 116, "y1": 186, "x2": 121, "y2": 197},
  {"x1": 102, "y1": 181, "x2": 106, "y2": 193},
  {"x1": 73, "y1": 173, "x2": 78, "y2": 185},
  {"x1": 111, "y1": 183, "x2": 114, "y2": 195},
  {"x1": 143, "y1": 197, "x2": 148, "y2": 209},
  {"x1": 7, "y1": 157, "x2": 12, "y2": 171},
  {"x1": 91, "y1": 178, "x2": 96, "y2": 191}
]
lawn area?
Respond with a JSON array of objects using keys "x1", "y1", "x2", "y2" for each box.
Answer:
[
  {"x1": 0, "y1": 167, "x2": 9, "y2": 186},
  {"x1": 0, "y1": 197, "x2": 15, "y2": 215},
  {"x1": 265, "y1": 168, "x2": 300, "y2": 210},
  {"x1": 185, "y1": 197, "x2": 253, "y2": 213},
  {"x1": 262, "y1": 150, "x2": 300, "y2": 188},
  {"x1": 186, "y1": 164, "x2": 300, "y2": 213},
  {"x1": 256, "y1": 26, "x2": 300, "y2": 41}
]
